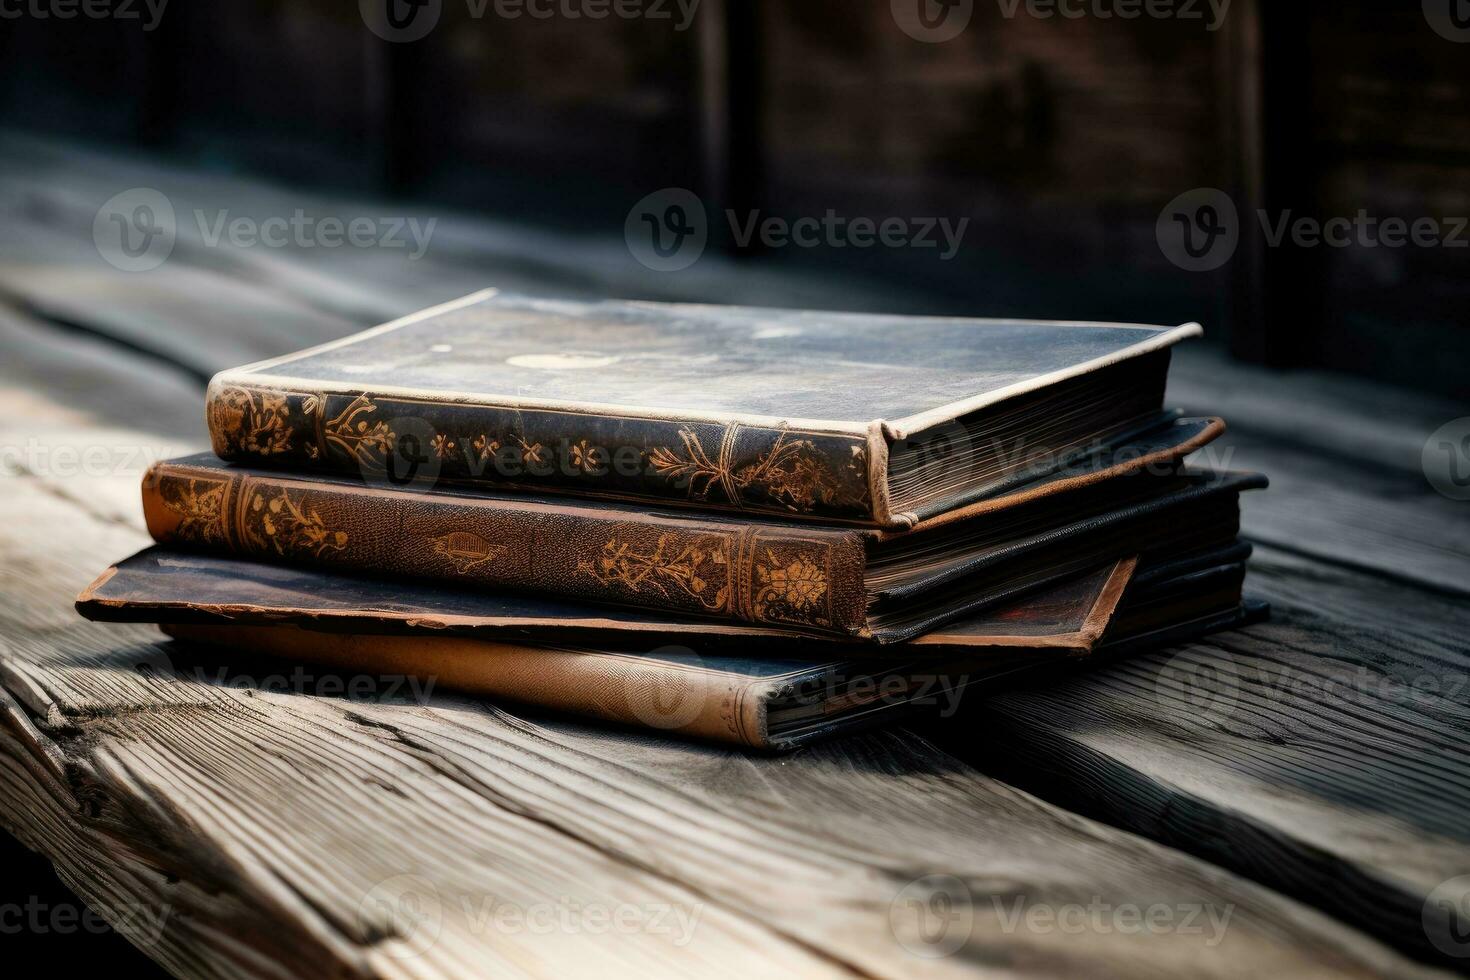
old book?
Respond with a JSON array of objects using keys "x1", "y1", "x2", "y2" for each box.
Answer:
[
  {"x1": 80, "y1": 544, "x2": 1253, "y2": 651},
  {"x1": 141, "y1": 452, "x2": 1264, "y2": 642},
  {"x1": 205, "y1": 290, "x2": 1208, "y2": 527},
  {"x1": 147, "y1": 555, "x2": 1262, "y2": 751}
]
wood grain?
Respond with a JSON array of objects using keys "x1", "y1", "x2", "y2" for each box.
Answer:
[
  {"x1": 942, "y1": 544, "x2": 1470, "y2": 967},
  {"x1": 0, "y1": 474, "x2": 1440, "y2": 978},
  {"x1": 2, "y1": 132, "x2": 1466, "y2": 976},
  {"x1": 0, "y1": 296, "x2": 1435, "y2": 976}
]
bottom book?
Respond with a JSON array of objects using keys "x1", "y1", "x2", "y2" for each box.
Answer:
[{"x1": 83, "y1": 544, "x2": 1267, "y2": 750}]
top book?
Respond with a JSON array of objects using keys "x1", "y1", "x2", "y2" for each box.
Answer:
[{"x1": 206, "y1": 290, "x2": 1204, "y2": 528}]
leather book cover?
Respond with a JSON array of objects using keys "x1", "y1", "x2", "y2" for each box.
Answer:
[
  {"x1": 140, "y1": 452, "x2": 1263, "y2": 640},
  {"x1": 204, "y1": 289, "x2": 1209, "y2": 527},
  {"x1": 79, "y1": 548, "x2": 1147, "y2": 654},
  {"x1": 144, "y1": 556, "x2": 1260, "y2": 751}
]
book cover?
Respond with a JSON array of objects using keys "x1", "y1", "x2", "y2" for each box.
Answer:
[
  {"x1": 132, "y1": 556, "x2": 1260, "y2": 750},
  {"x1": 139, "y1": 453, "x2": 1262, "y2": 641},
  {"x1": 205, "y1": 290, "x2": 1206, "y2": 527}
]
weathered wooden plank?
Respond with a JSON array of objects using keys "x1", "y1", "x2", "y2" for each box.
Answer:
[
  {"x1": 3, "y1": 133, "x2": 1465, "y2": 975},
  {"x1": 938, "y1": 543, "x2": 1470, "y2": 968},
  {"x1": 1169, "y1": 346, "x2": 1470, "y2": 594},
  {"x1": 1225, "y1": 432, "x2": 1470, "y2": 595},
  {"x1": 0, "y1": 303, "x2": 204, "y2": 524},
  {"x1": 0, "y1": 308, "x2": 1438, "y2": 976},
  {"x1": 1169, "y1": 344, "x2": 1467, "y2": 477},
  {"x1": 0, "y1": 129, "x2": 918, "y2": 350},
  {"x1": 0, "y1": 473, "x2": 1441, "y2": 978}
]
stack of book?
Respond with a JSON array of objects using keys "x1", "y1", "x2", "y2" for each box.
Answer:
[{"x1": 78, "y1": 290, "x2": 1266, "y2": 750}]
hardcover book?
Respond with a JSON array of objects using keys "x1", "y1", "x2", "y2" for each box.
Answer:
[
  {"x1": 204, "y1": 290, "x2": 1207, "y2": 527},
  {"x1": 79, "y1": 544, "x2": 1254, "y2": 653},
  {"x1": 81, "y1": 551, "x2": 1262, "y2": 750},
  {"x1": 141, "y1": 452, "x2": 1263, "y2": 642}
]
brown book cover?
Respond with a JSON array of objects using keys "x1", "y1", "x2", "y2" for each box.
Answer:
[
  {"x1": 140, "y1": 453, "x2": 1263, "y2": 642},
  {"x1": 204, "y1": 290, "x2": 1208, "y2": 527},
  {"x1": 88, "y1": 548, "x2": 1228, "y2": 651},
  {"x1": 133, "y1": 554, "x2": 1260, "y2": 750}
]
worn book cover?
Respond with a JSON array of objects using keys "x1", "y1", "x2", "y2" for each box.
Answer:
[
  {"x1": 112, "y1": 553, "x2": 1261, "y2": 750},
  {"x1": 140, "y1": 452, "x2": 1263, "y2": 642},
  {"x1": 205, "y1": 290, "x2": 1207, "y2": 527}
]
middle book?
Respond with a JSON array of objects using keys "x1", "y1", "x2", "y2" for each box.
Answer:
[{"x1": 141, "y1": 445, "x2": 1258, "y2": 643}]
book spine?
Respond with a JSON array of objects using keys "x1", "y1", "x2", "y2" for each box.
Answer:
[
  {"x1": 142, "y1": 462, "x2": 870, "y2": 636},
  {"x1": 205, "y1": 378, "x2": 877, "y2": 522},
  {"x1": 162, "y1": 624, "x2": 775, "y2": 748}
]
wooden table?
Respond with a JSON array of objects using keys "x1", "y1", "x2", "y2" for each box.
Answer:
[{"x1": 0, "y1": 131, "x2": 1466, "y2": 978}]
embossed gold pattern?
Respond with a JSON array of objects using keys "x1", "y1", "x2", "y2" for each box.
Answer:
[
  {"x1": 577, "y1": 534, "x2": 730, "y2": 611},
  {"x1": 209, "y1": 387, "x2": 293, "y2": 457},
  {"x1": 753, "y1": 552, "x2": 828, "y2": 617},
  {"x1": 322, "y1": 394, "x2": 394, "y2": 465},
  {"x1": 650, "y1": 427, "x2": 864, "y2": 513},
  {"x1": 430, "y1": 532, "x2": 506, "y2": 573},
  {"x1": 242, "y1": 489, "x2": 348, "y2": 558},
  {"x1": 160, "y1": 478, "x2": 228, "y2": 545}
]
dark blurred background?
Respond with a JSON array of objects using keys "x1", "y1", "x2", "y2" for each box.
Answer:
[{"x1": 0, "y1": 1, "x2": 1466, "y2": 388}]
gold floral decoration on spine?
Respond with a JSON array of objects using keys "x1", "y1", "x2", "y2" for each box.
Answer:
[
  {"x1": 161, "y1": 478, "x2": 228, "y2": 545},
  {"x1": 242, "y1": 489, "x2": 348, "y2": 558},
  {"x1": 209, "y1": 387, "x2": 293, "y2": 457},
  {"x1": 322, "y1": 395, "x2": 394, "y2": 466},
  {"x1": 650, "y1": 427, "x2": 863, "y2": 513},
  {"x1": 752, "y1": 550, "x2": 829, "y2": 624},
  {"x1": 577, "y1": 534, "x2": 730, "y2": 611}
]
